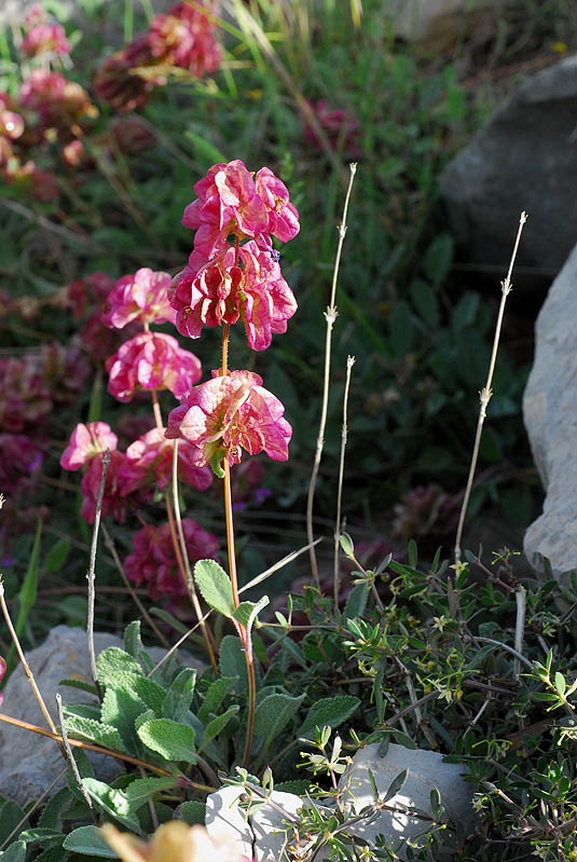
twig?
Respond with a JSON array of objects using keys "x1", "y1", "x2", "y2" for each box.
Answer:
[
  {"x1": 307, "y1": 163, "x2": 357, "y2": 586},
  {"x1": 87, "y1": 449, "x2": 110, "y2": 687},
  {"x1": 475, "y1": 636, "x2": 533, "y2": 670},
  {"x1": 0, "y1": 577, "x2": 59, "y2": 737},
  {"x1": 514, "y1": 586, "x2": 526, "y2": 681},
  {"x1": 55, "y1": 693, "x2": 94, "y2": 811},
  {"x1": 333, "y1": 355, "x2": 355, "y2": 603},
  {"x1": 454, "y1": 211, "x2": 528, "y2": 563}
]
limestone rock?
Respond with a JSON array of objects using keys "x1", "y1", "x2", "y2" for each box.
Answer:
[
  {"x1": 0, "y1": 625, "x2": 172, "y2": 806},
  {"x1": 523, "y1": 243, "x2": 577, "y2": 583},
  {"x1": 439, "y1": 56, "x2": 577, "y2": 291},
  {"x1": 339, "y1": 742, "x2": 476, "y2": 859},
  {"x1": 387, "y1": 0, "x2": 502, "y2": 47}
]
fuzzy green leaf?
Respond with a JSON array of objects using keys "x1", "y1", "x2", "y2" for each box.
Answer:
[
  {"x1": 0, "y1": 800, "x2": 27, "y2": 844},
  {"x1": 162, "y1": 667, "x2": 197, "y2": 722},
  {"x1": 197, "y1": 676, "x2": 238, "y2": 724},
  {"x1": 0, "y1": 840, "x2": 27, "y2": 861},
  {"x1": 63, "y1": 715, "x2": 124, "y2": 751},
  {"x1": 219, "y1": 636, "x2": 247, "y2": 693},
  {"x1": 194, "y1": 559, "x2": 234, "y2": 618},
  {"x1": 62, "y1": 826, "x2": 118, "y2": 858},
  {"x1": 123, "y1": 777, "x2": 179, "y2": 810},
  {"x1": 232, "y1": 595, "x2": 270, "y2": 630},
  {"x1": 80, "y1": 780, "x2": 141, "y2": 832},
  {"x1": 137, "y1": 718, "x2": 196, "y2": 763},
  {"x1": 100, "y1": 686, "x2": 148, "y2": 754},
  {"x1": 200, "y1": 704, "x2": 240, "y2": 747},
  {"x1": 177, "y1": 800, "x2": 206, "y2": 826},
  {"x1": 299, "y1": 696, "x2": 360, "y2": 739},
  {"x1": 96, "y1": 648, "x2": 143, "y2": 685},
  {"x1": 253, "y1": 693, "x2": 305, "y2": 756}
]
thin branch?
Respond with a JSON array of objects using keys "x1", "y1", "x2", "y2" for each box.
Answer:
[
  {"x1": 454, "y1": 211, "x2": 528, "y2": 562},
  {"x1": 307, "y1": 163, "x2": 357, "y2": 586},
  {"x1": 333, "y1": 355, "x2": 355, "y2": 604},
  {"x1": 0, "y1": 577, "x2": 59, "y2": 737},
  {"x1": 87, "y1": 449, "x2": 110, "y2": 687},
  {"x1": 55, "y1": 693, "x2": 94, "y2": 811}
]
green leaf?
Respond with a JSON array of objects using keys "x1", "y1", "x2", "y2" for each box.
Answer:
[
  {"x1": 343, "y1": 583, "x2": 369, "y2": 619},
  {"x1": 137, "y1": 718, "x2": 196, "y2": 763},
  {"x1": 177, "y1": 800, "x2": 206, "y2": 826},
  {"x1": 382, "y1": 768, "x2": 407, "y2": 803},
  {"x1": 63, "y1": 715, "x2": 124, "y2": 751},
  {"x1": 45, "y1": 538, "x2": 71, "y2": 573},
  {"x1": 423, "y1": 233, "x2": 454, "y2": 284},
  {"x1": 80, "y1": 781, "x2": 141, "y2": 832},
  {"x1": 339, "y1": 532, "x2": 355, "y2": 557},
  {"x1": 162, "y1": 667, "x2": 197, "y2": 722},
  {"x1": 100, "y1": 687, "x2": 148, "y2": 753},
  {"x1": 410, "y1": 278, "x2": 440, "y2": 327},
  {"x1": 62, "y1": 826, "x2": 118, "y2": 858},
  {"x1": 123, "y1": 621, "x2": 143, "y2": 658},
  {"x1": 232, "y1": 595, "x2": 270, "y2": 631},
  {"x1": 123, "y1": 777, "x2": 179, "y2": 810},
  {"x1": 197, "y1": 676, "x2": 238, "y2": 723},
  {"x1": 96, "y1": 648, "x2": 144, "y2": 685},
  {"x1": 555, "y1": 672, "x2": 566, "y2": 697},
  {"x1": 0, "y1": 800, "x2": 27, "y2": 844},
  {"x1": 299, "y1": 696, "x2": 360, "y2": 739},
  {"x1": 253, "y1": 693, "x2": 305, "y2": 760},
  {"x1": 194, "y1": 559, "x2": 234, "y2": 618},
  {"x1": 17, "y1": 829, "x2": 62, "y2": 849},
  {"x1": 200, "y1": 704, "x2": 240, "y2": 747},
  {"x1": 0, "y1": 840, "x2": 27, "y2": 861},
  {"x1": 219, "y1": 636, "x2": 247, "y2": 693}
]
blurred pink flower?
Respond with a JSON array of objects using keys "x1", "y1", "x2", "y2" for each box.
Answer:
[
  {"x1": 304, "y1": 99, "x2": 360, "y2": 156},
  {"x1": 166, "y1": 369, "x2": 292, "y2": 473},
  {"x1": 101, "y1": 268, "x2": 176, "y2": 329},
  {"x1": 80, "y1": 450, "x2": 132, "y2": 524},
  {"x1": 21, "y1": 23, "x2": 71, "y2": 58},
  {"x1": 19, "y1": 70, "x2": 97, "y2": 142},
  {"x1": 148, "y1": 1, "x2": 221, "y2": 76},
  {"x1": 124, "y1": 518, "x2": 220, "y2": 601},
  {"x1": 60, "y1": 421, "x2": 118, "y2": 471},
  {"x1": 105, "y1": 331, "x2": 201, "y2": 402},
  {"x1": 119, "y1": 427, "x2": 213, "y2": 495}
]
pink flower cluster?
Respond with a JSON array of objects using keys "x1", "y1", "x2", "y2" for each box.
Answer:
[
  {"x1": 20, "y1": 4, "x2": 71, "y2": 58},
  {"x1": 94, "y1": 0, "x2": 221, "y2": 113},
  {"x1": 166, "y1": 159, "x2": 299, "y2": 473}
]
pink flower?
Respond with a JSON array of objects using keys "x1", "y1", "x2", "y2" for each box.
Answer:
[
  {"x1": 166, "y1": 369, "x2": 292, "y2": 473},
  {"x1": 119, "y1": 427, "x2": 213, "y2": 495},
  {"x1": 105, "y1": 331, "x2": 201, "y2": 402},
  {"x1": 124, "y1": 519, "x2": 220, "y2": 602},
  {"x1": 237, "y1": 240, "x2": 297, "y2": 350},
  {"x1": 183, "y1": 159, "x2": 269, "y2": 265},
  {"x1": 254, "y1": 167, "x2": 300, "y2": 242},
  {"x1": 60, "y1": 422, "x2": 118, "y2": 471},
  {"x1": 101, "y1": 268, "x2": 176, "y2": 329},
  {"x1": 169, "y1": 241, "x2": 296, "y2": 350},
  {"x1": 303, "y1": 99, "x2": 360, "y2": 156},
  {"x1": 19, "y1": 70, "x2": 97, "y2": 142}
]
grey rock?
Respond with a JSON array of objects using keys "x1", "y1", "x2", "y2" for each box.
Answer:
[
  {"x1": 386, "y1": 0, "x2": 502, "y2": 45},
  {"x1": 205, "y1": 785, "x2": 327, "y2": 862},
  {"x1": 439, "y1": 56, "x2": 577, "y2": 288},
  {"x1": 0, "y1": 625, "x2": 173, "y2": 806},
  {"x1": 523, "y1": 242, "x2": 577, "y2": 584},
  {"x1": 339, "y1": 742, "x2": 477, "y2": 859}
]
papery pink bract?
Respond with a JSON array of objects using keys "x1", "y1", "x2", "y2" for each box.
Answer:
[
  {"x1": 166, "y1": 369, "x2": 292, "y2": 472},
  {"x1": 148, "y1": 1, "x2": 221, "y2": 76},
  {"x1": 237, "y1": 240, "x2": 297, "y2": 350},
  {"x1": 169, "y1": 247, "x2": 241, "y2": 338},
  {"x1": 182, "y1": 159, "x2": 269, "y2": 264},
  {"x1": 101, "y1": 268, "x2": 176, "y2": 329},
  {"x1": 21, "y1": 23, "x2": 71, "y2": 57},
  {"x1": 119, "y1": 427, "x2": 212, "y2": 495},
  {"x1": 124, "y1": 519, "x2": 220, "y2": 602},
  {"x1": 169, "y1": 241, "x2": 296, "y2": 350},
  {"x1": 254, "y1": 167, "x2": 300, "y2": 242},
  {"x1": 60, "y1": 421, "x2": 118, "y2": 471},
  {"x1": 105, "y1": 331, "x2": 201, "y2": 402}
]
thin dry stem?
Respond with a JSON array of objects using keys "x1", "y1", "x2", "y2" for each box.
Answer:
[
  {"x1": 307, "y1": 163, "x2": 357, "y2": 586},
  {"x1": 514, "y1": 586, "x2": 526, "y2": 681},
  {"x1": 333, "y1": 355, "x2": 355, "y2": 603},
  {"x1": 55, "y1": 692, "x2": 94, "y2": 811},
  {"x1": 87, "y1": 448, "x2": 110, "y2": 686},
  {"x1": 0, "y1": 577, "x2": 59, "y2": 737},
  {"x1": 454, "y1": 211, "x2": 528, "y2": 563}
]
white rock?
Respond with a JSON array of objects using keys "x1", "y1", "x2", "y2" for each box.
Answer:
[
  {"x1": 523, "y1": 243, "x2": 577, "y2": 584},
  {"x1": 387, "y1": 0, "x2": 501, "y2": 44},
  {"x1": 338, "y1": 742, "x2": 476, "y2": 859}
]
